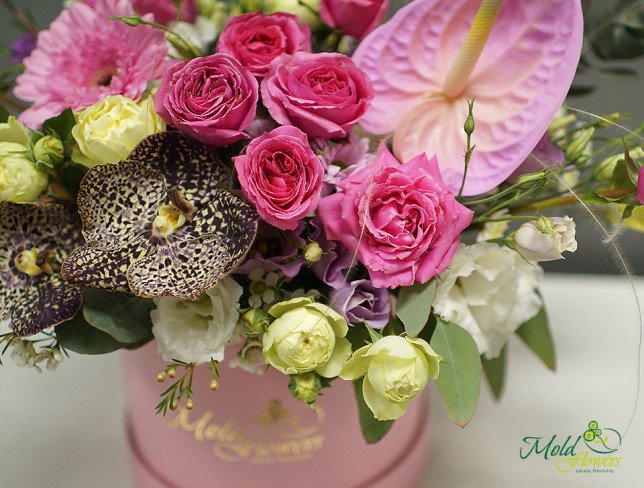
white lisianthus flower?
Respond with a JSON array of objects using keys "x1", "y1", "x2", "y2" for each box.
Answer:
[
  {"x1": 71, "y1": 94, "x2": 165, "y2": 167},
  {"x1": 433, "y1": 243, "x2": 544, "y2": 359},
  {"x1": 151, "y1": 276, "x2": 243, "y2": 364},
  {"x1": 514, "y1": 216, "x2": 577, "y2": 262}
]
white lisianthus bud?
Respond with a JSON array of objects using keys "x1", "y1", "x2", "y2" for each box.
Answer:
[
  {"x1": 340, "y1": 335, "x2": 441, "y2": 421},
  {"x1": 513, "y1": 216, "x2": 577, "y2": 262},
  {"x1": 151, "y1": 277, "x2": 243, "y2": 364},
  {"x1": 71, "y1": 94, "x2": 165, "y2": 167}
]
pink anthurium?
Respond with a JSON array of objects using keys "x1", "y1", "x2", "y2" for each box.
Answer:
[{"x1": 353, "y1": 0, "x2": 583, "y2": 195}]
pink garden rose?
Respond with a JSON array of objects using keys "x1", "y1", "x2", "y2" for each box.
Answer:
[
  {"x1": 155, "y1": 54, "x2": 258, "y2": 147},
  {"x1": 133, "y1": 0, "x2": 198, "y2": 26},
  {"x1": 261, "y1": 52, "x2": 374, "y2": 139},
  {"x1": 234, "y1": 126, "x2": 324, "y2": 230},
  {"x1": 320, "y1": 0, "x2": 388, "y2": 40},
  {"x1": 638, "y1": 166, "x2": 644, "y2": 206},
  {"x1": 218, "y1": 12, "x2": 311, "y2": 77},
  {"x1": 318, "y1": 145, "x2": 474, "y2": 288}
]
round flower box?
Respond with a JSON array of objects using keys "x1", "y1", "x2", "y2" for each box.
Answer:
[{"x1": 123, "y1": 342, "x2": 430, "y2": 488}]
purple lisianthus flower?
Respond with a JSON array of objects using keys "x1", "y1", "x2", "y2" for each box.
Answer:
[
  {"x1": 331, "y1": 279, "x2": 390, "y2": 328},
  {"x1": 10, "y1": 33, "x2": 37, "y2": 64},
  {"x1": 312, "y1": 133, "x2": 374, "y2": 196},
  {"x1": 234, "y1": 221, "x2": 305, "y2": 278},
  {"x1": 507, "y1": 132, "x2": 564, "y2": 182},
  {"x1": 310, "y1": 215, "x2": 353, "y2": 288}
]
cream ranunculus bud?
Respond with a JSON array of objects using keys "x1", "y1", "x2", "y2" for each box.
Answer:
[
  {"x1": 513, "y1": 216, "x2": 577, "y2": 262},
  {"x1": 264, "y1": 0, "x2": 321, "y2": 28},
  {"x1": 151, "y1": 277, "x2": 243, "y2": 364},
  {"x1": 241, "y1": 308, "x2": 271, "y2": 337},
  {"x1": 71, "y1": 94, "x2": 165, "y2": 167},
  {"x1": 262, "y1": 297, "x2": 352, "y2": 377},
  {"x1": 33, "y1": 135, "x2": 64, "y2": 166},
  {"x1": 0, "y1": 141, "x2": 49, "y2": 203},
  {"x1": 289, "y1": 372, "x2": 322, "y2": 405},
  {"x1": 340, "y1": 335, "x2": 441, "y2": 421},
  {"x1": 303, "y1": 241, "x2": 323, "y2": 263}
]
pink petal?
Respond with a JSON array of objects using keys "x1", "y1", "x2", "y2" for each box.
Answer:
[{"x1": 353, "y1": 0, "x2": 583, "y2": 195}]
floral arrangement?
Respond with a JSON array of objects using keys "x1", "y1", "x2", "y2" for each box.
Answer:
[{"x1": 1, "y1": 0, "x2": 643, "y2": 442}]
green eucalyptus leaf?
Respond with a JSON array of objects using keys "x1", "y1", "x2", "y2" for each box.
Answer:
[
  {"x1": 396, "y1": 279, "x2": 437, "y2": 337},
  {"x1": 430, "y1": 319, "x2": 481, "y2": 427},
  {"x1": 481, "y1": 346, "x2": 507, "y2": 400},
  {"x1": 354, "y1": 378, "x2": 394, "y2": 444},
  {"x1": 55, "y1": 314, "x2": 125, "y2": 355},
  {"x1": 515, "y1": 303, "x2": 556, "y2": 371},
  {"x1": 82, "y1": 288, "x2": 154, "y2": 344}
]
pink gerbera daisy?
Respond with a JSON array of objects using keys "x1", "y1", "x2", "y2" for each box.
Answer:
[{"x1": 14, "y1": 0, "x2": 168, "y2": 128}]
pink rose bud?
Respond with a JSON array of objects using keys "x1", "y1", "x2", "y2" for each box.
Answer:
[
  {"x1": 155, "y1": 54, "x2": 258, "y2": 147},
  {"x1": 320, "y1": 0, "x2": 389, "y2": 40},
  {"x1": 318, "y1": 145, "x2": 474, "y2": 288},
  {"x1": 261, "y1": 52, "x2": 374, "y2": 139},
  {"x1": 133, "y1": 0, "x2": 198, "y2": 26},
  {"x1": 218, "y1": 12, "x2": 311, "y2": 78},
  {"x1": 234, "y1": 126, "x2": 324, "y2": 230}
]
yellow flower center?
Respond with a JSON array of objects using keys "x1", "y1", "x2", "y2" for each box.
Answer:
[
  {"x1": 152, "y1": 204, "x2": 187, "y2": 238},
  {"x1": 14, "y1": 248, "x2": 44, "y2": 277}
]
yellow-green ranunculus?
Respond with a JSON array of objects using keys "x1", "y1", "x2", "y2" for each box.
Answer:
[
  {"x1": 71, "y1": 94, "x2": 165, "y2": 167},
  {"x1": 263, "y1": 297, "x2": 352, "y2": 377},
  {"x1": 0, "y1": 117, "x2": 48, "y2": 203},
  {"x1": 340, "y1": 335, "x2": 441, "y2": 421}
]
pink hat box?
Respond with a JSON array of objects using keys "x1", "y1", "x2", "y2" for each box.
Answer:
[{"x1": 122, "y1": 342, "x2": 430, "y2": 488}]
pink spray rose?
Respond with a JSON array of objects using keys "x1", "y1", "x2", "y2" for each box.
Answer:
[
  {"x1": 320, "y1": 0, "x2": 388, "y2": 40},
  {"x1": 261, "y1": 52, "x2": 374, "y2": 139},
  {"x1": 318, "y1": 145, "x2": 474, "y2": 288},
  {"x1": 234, "y1": 126, "x2": 324, "y2": 230},
  {"x1": 155, "y1": 54, "x2": 258, "y2": 147},
  {"x1": 218, "y1": 12, "x2": 311, "y2": 78},
  {"x1": 638, "y1": 166, "x2": 644, "y2": 206},
  {"x1": 133, "y1": 0, "x2": 198, "y2": 26}
]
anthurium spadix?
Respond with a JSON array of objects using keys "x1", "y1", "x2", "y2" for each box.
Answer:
[{"x1": 353, "y1": 0, "x2": 584, "y2": 196}]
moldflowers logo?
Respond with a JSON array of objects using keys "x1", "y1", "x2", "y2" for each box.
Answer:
[{"x1": 519, "y1": 420, "x2": 623, "y2": 474}]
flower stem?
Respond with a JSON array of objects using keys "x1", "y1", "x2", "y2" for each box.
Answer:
[
  {"x1": 442, "y1": 0, "x2": 505, "y2": 98},
  {"x1": 514, "y1": 188, "x2": 635, "y2": 213}
]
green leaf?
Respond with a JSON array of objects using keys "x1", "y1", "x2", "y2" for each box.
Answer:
[
  {"x1": 567, "y1": 84, "x2": 595, "y2": 97},
  {"x1": 353, "y1": 378, "x2": 394, "y2": 444},
  {"x1": 623, "y1": 205, "x2": 635, "y2": 220},
  {"x1": 515, "y1": 304, "x2": 556, "y2": 371},
  {"x1": 430, "y1": 319, "x2": 481, "y2": 427},
  {"x1": 55, "y1": 314, "x2": 125, "y2": 355},
  {"x1": 396, "y1": 279, "x2": 437, "y2": 336},
  {"x1": 41, "y1": 108, "x2": 75, "y2": 144},
  {"x1": 82, "y1": 288, "x2": 154, "y2": 344},
  {"x1": 481, "y1": 346, "x2": 507, "y2": 400},
  {"x1": 0, "y1": 105, "x2": 9, "y2": 123}
]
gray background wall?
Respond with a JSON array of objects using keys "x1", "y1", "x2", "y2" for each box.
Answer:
[{"x1": 1, "y1": 0, "x2": 642, "y2": 274}]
